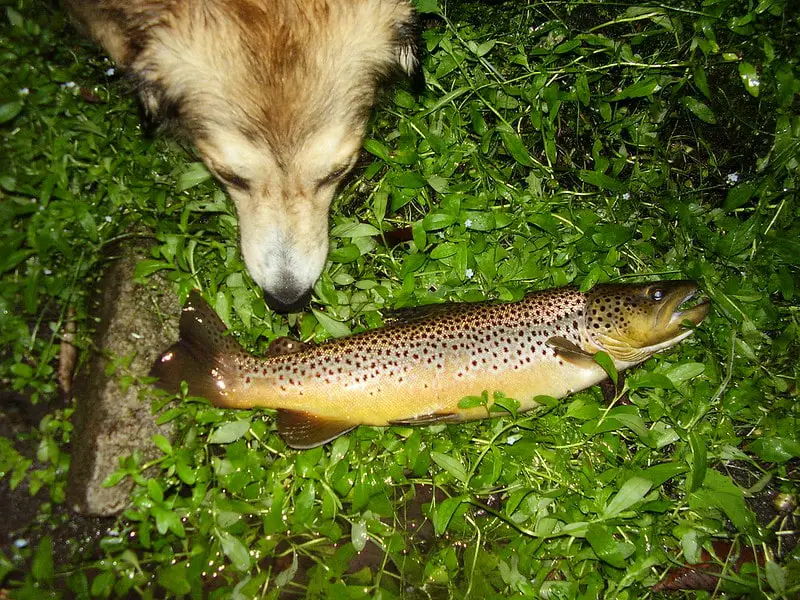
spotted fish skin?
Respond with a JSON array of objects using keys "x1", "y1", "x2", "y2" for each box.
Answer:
[{"x1": 151, "y1": 281, "x2": 709, "y2": 448}]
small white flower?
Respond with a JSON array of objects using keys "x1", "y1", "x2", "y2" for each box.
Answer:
[
  {"x1": 13, "y1": 539, "x2": 28, "y2": 549},
  {"x1": 464, "y1": 219, "x2": 473, "y2": 228},
  {"x1": 62, "y1": 81, "x2": 76, "y2": 89},
  {"x1": 105, "y1": 67, "x2": 115, "y2": 76},
  {"x1": 18, "y1": 87, "x2": 29, "y2": 96},
  {"x1": 465, "y1": 268, "x2": 474, "y2": 278},
  {"x1": 44, "y1": 269, "x2": 52, "y2": 275},
  {"x1": 622, "y1": 192, "x2": 631, "y2": 200},
  {"x1": 726, "y1": 172, "x2": 740, "y2": 185},
  {"x1": 104, "y1": 215, "x2": 112, "y2": 222}
]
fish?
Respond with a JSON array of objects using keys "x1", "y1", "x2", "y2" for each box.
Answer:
[{"x1": 150, "y1": 281, "x2": 709, "y2": 449}]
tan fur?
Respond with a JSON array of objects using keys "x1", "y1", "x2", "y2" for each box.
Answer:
[{"x1": 65, "y1": 0, "x2": 419, "y2": 309}]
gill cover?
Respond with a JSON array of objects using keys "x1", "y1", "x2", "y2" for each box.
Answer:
[{"x1": 585, "y1": 281, "x2": 709, "y2": 364}]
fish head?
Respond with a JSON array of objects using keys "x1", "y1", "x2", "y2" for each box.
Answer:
[{"x1": 585, "y1": 281, "x2": 709, "y2": 365}]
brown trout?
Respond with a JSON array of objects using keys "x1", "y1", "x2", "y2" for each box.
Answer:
[{"x1": 151, "y1": 281, "x2": 708, "y2": 448}]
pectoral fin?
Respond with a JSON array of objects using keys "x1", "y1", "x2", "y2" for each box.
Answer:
[
  {"x1": 388, "y1": 411, "x2": 459, "y2": 426},
  {"x1": 276, "y1": 409, "x2": 355, "y2": 449},
  {"x1": 546, "y1": 336, "x2": 597, "y2": 367}
]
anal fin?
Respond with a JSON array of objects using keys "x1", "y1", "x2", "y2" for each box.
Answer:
[
  {"x1": 388, "y1": 411, "x2": 459, "y2": 426},
  {"x1": 546, "y1": 336, "x2": 596, "y2": 367},
  {"x1": 276, "y1": 409, "x2": 355, "y2": 449}
]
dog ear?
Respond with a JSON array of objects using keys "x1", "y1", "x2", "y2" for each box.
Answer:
[
  {"x1": 130, "y1": 77, "x2": 169, "y2": 136},
  {"x1": 132, "y1": 77, "x2": 185, "y2": 138},
  {"x1": 395, "y1": 18, "x2": 425, "y2": 94}
]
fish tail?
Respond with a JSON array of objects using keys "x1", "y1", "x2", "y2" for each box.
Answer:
[{"x1": 150, "y1": 291, "x2": 245, "y2": 405}]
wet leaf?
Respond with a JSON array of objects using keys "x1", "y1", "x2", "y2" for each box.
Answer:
[
  {"x1": 578, "y1": 170, "x2": 626, "y2": 192},
  {"x1": 391, "y1": 172, "x2": 427, "y2": 189},
  {"x1": 747, "y1": 437, "x2": 800, "y2": 463},
  {"x1": 738, "y1": 61, "x2": 761, "y2": 97},
  {"x1": 157, "y1": 563, "x2": 191, "y2": 595},
  {"x1": 351, "y1": 519, "x2": 368, "y2": 552},
  {"x1": 0, "y1": 100, "x2": 24, "y2": 124},
  {"x1": 687, "y1": 432, "x2": 707, "y2": 492},
  {"x1": 208, "y1": 419, "x2": 251, "y2": 444},
  {"x1": 431, "y1": 451, "x2": 468, "y2": 483},
  {"x1": 602, "y1": 476, "x2": 652, "y2": 519},
  {"x1": 497, "y1": 124, "x2": 535, "y2": 167},
  {"x1": 586, "y1": 523, "x2": 633, "y2": 568},
  {"x1": 312, "y1": 308, "x2": 352, "y2": 338},
  {"x1": 274, "y1": 552, "x2": 298, "y2": 587},
  {"x1": 177, "y1": 162, "x2": 212, "y2": 190},
  {"x1": 433, "y1": 495, "x2": 466, "y2": 535},
  {"x1": 31, "y1": 536, "x2": 53, "y2": 583},
  {"x1": 330, "y1": 222, "x2": 381, "y2": 238},
  {"x1": 609, "y1": 77, "x2": 658, "y2": 100},
  {"x1": 682, "y1": 96, "x2": 716, "y2": 124},
  {"x1": 690, "y1": 471, "x2": 756, "y2": 533},
  {"x1": 217, "y1": 529, "x2": 251, "y2": 572},
  {"x1": 765, "y1": 560, "x2": 785, "y2": 593},
  {"x1": 593, "y1": 351, "x2": 618, "y2": 387}
]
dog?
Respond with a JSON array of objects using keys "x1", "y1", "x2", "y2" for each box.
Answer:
[{"x1": 65, "y1": 0, "x2": 421, "y2": 311}]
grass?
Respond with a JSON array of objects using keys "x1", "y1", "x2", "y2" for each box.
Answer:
[{"x1": 1, "y1": 0, "x2": 799, "y2": 597}]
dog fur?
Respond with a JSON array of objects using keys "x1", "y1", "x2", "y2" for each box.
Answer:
[{"x1": 65, "y1": 0, "x2": 420, "y2": 310}]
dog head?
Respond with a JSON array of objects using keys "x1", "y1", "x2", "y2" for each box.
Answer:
[{"x1": 128, "y1": 0, "x2": 421, "y2": 310}]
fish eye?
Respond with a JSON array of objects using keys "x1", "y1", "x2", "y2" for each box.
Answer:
[{"x1": 650, "y1": 288, "x2": 665, "y2": 301}]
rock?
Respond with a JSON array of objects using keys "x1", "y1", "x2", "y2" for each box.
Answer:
[{"x1": 67, "y1": 239, "x2": 181, "y2": 516}]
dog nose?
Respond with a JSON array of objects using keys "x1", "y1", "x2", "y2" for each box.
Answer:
[{"x1": 263, "y1": 284, "x2": 312, "y2": 313}]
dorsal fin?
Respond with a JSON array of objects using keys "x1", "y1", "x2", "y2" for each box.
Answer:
[
  {"x1": 383, "y1": 302, "x2": 468, "y2": 325},
  {"x1": 276, "y1": 409, "x2": 355, "y2": 449},
  {"x1": 267, "y1": 336, "x2": 312, "y2": 357}
]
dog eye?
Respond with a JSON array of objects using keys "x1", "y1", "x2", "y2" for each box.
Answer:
[
  {"x1": 217, "y1": 170, "x2": 251, "y2": 191},
  {"x1": 317, "y1": 165, "x2": 349, "y2": 188}
]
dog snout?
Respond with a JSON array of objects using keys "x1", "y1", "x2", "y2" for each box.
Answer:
[{"x1": 262, "y1": 274, "x2": 313, "y2": 313}]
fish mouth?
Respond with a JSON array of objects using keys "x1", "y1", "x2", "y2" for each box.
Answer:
[{"x1": 661, "y1": 282, "x2": 710, "y2": 330}]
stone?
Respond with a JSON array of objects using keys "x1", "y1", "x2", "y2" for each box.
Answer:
[{"x1": 66, "y1": 239, "x2": 181, "y2": 516}]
